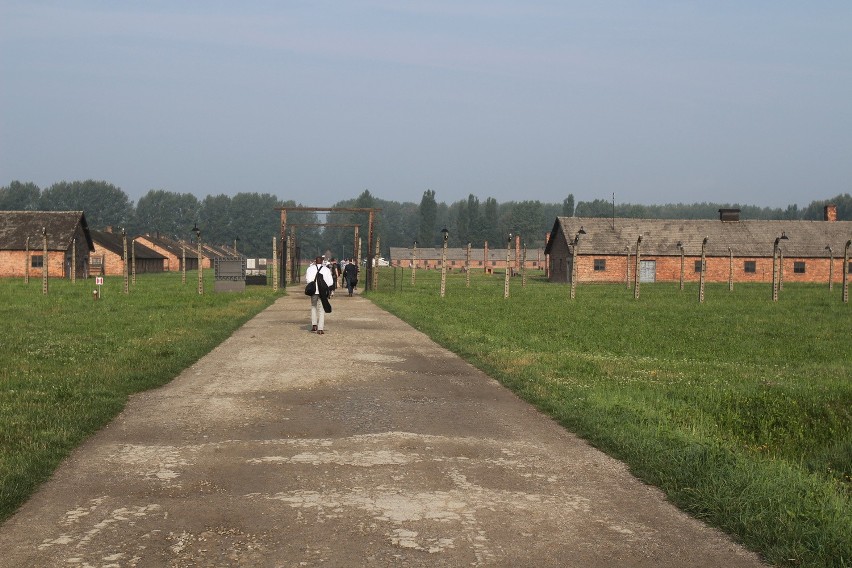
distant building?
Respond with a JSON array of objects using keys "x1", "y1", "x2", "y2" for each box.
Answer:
[
  {"x1": 389, "y1": 241, "x2": 546, "y2": 273},
  {"x1": 135, "y1": 233, "x2": 191, "y2": 272},
  {"x1": 544, "y1": 206, "x2": 852, "y2": 284},
  {"x1": 89, "y1": 228, "x2": 166, "y2": 276},
  {"x1": 0, "y1": 211, "x2": 93, "y2": 279}
]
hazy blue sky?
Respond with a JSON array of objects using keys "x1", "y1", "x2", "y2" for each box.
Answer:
[{"x1": 2, "y1": 1, "x2": 850, "y2": 208}]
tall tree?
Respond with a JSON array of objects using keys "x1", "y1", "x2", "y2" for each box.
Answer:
[
  {"x1": 574, "y1": 198, "x2": 613, "y2": 217},
  {"x1": 132, "y1": 190, "x2": 200, "y2": 239},
  {"x1": 0, "y1": 181, "x2": 41, "y2": 210},
  {"x1": 418, "y1": 189, "x2": 437, "y2": 246},
  {"x1": 562, "y1": 194, "x2": 575, "y2": 217},
  {"x1": 466, "y1": 194, "x2": 483, "y2": 243},
  {"x1": 199, "y1": 194, "x2": 233, "y2": 245},
  {"x1": 502, "y1": 200, "x2": 544, "y2": 246},
  {"x1": 230, "y1": 192, "x2": 280, "y2": 258},
  {"x1": 39, "y1": 180, "x2": 132, "y2": 229},
  {"x1": 482, "y1": 197, "x2": 500, "y2": 245},
  {"x1": 782, "y1": 203, "x2": 799, "y2": 220},
  {"x1": 454, "y1": 199, "x2": 469, "y2": 246},
  {"x1": 373, "y1": 199, "x2": 418, "y2": 257}
]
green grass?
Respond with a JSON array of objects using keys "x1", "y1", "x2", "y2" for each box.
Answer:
[
  {"x1": 369, "y1": 267, "x2": 852, "y2": 568},
  {"x1": 0, "y1": 273, "x2": 279, "y2": 521}
]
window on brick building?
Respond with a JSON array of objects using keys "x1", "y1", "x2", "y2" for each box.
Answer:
[
  {"x1": 794, "y1": 261, "x2": 806, "y2": 274},
  {"x1": 31, "y1": 254, "x2": 43, "y2": 268},
  {"x1": 694, "y1": 260, "x2": 703, "y2": 273},
  {"x1": 744, "y1": 261, "x2": 756, "y2": 273},
  {"x1": 594, "y1": 259, "x2": 606, "y2": 271}
]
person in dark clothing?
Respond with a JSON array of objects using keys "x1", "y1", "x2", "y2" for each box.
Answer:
[
  {"x1": 328, "y1": 257, "x2": 339, "y2": 297},
  {"x1": 343, "y1": 259, "x2": 359, "y2": 297}
]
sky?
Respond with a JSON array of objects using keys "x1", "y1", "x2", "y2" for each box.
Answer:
[{"x1": 1, "y1": 1, "x2": 851, "y2": 209}]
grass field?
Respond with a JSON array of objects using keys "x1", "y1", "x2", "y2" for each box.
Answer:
[
  {"x1": 1, "y1": 268, "x2": 849, "y2": 567},
  {"x1": 369, "y1": 267, "x2": 851, "y2": 568},
  {"x1": 0, "y1": 272, "x2": 278, "y2": 522}
]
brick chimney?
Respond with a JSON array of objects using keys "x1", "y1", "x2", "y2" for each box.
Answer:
[
  {"x1": 718, "y1": 208, "x2": 741, "y2": 222},
  {"x1": 824, "y1": 204, "x2": 837, "y2": 222}
]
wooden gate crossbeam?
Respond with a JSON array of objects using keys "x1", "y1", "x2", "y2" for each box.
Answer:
[{"x1": 286, "y1": 223, "x2": 361, "y2": 228}]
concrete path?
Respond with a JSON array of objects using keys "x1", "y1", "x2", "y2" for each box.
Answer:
[{"x1": 0, "y1": 289, "x2": 766, "y2": 567}]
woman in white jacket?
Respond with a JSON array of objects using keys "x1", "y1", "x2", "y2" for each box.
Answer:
[{"x1": 305, "y1": 256, "x2": 334, "y2": 334}]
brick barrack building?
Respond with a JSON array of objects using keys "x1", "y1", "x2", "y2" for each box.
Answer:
[{"x1": 545, "y1": 206, "x2": 851, "y2": 285}]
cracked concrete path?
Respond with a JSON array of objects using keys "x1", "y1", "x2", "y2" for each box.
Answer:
[{"x1": 0, "y1": 289, "x2": 767, "y2": 567}]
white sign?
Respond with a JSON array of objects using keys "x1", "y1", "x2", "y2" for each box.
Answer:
[{"x1": 96, "y1": 277, "x2": 104, "y2": 285}]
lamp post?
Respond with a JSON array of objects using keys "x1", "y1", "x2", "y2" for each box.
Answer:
[
  {"x1": 699, "y1": 236, "x2": 708, "y2": 303},
  {"x1": 633, "y1": 235, "x2": 642, "y2": 299},
  {"x1": 122, "y1": 228, "x2": 129, "y2": 294},
  {"x1": 570, "y1": 226, "x2": 586, "y2": 300},
  {"x1": 504, "y1": 232, "x2": 512, "y2": 299},
  {"x1": 440, "y1": 228, "x2": 449, "y2": 298},
  {"x1": 772, "y1": 232, "x2": 788, "y2": 302},
  {"x1": 181, "y1": 245, "x2": 186, "y2": 284},
  {"x1": 193, "y1": 223, "x2": 203, "y2": 295},
  {"x1": 677, "y1": 241, "x2": 684, "y2": 291},
  {"x1": 521, "y1": 242, "x2": 527, "y2": 287},
  {"x1": 825, "y1": 245, "x2": 833, "y2": 291},
  {"x1": 843, "y1": 239, "x2": 851, "y2": 304},
  {"x1": 42, "y1": 227, "x2": 48, "y2": 295}
]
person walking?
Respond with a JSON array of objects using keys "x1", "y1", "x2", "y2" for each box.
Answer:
[
  {"x1": 328, "y1": 257, "x2": 339, "y2": 297},
  {"x1": 343, "y1": 258, "x2": 359, "y2": 297},
  {"x1": 305, "y1": 256, "x2": 333, "y2": 334}
]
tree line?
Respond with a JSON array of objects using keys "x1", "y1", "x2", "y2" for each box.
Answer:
[{"x1": 2, "y1": 179, "x2": 850, "y2": 260}]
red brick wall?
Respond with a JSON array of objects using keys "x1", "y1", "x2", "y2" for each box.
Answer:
[
  {"x1": 0, "y1": 251, "x2": 30, "y2": 277},
  {"x1": 135, "y1": 237, "x2": 178, "y2": 271},
  {"x1": 0, "y1": 250, "x2": 67, "y2": 278},
  {"x1": 572, "y1": 255, "x2": 846, "y2": 284},
  {"x1": 90, "y1": 243, "x2": 126, "y2": 276}
]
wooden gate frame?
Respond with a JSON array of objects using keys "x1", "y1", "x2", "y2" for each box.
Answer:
[
  {"x1": 275, "y1": 207, "x2": 381, "y2": 291},
  {"x1": 283, "y1": 223, "x2": 361, "y2": 285}
]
